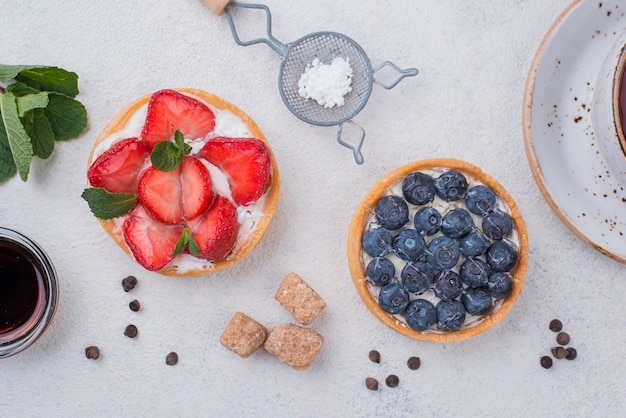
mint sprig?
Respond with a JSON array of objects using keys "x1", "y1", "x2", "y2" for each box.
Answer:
[
  {"x1": 0, "y1": 64, "x2": 87, "y2": 183},
  {"x1": 172, "y1": 226, "x2": 200, "y2": 257},
  {"x1": 150, "y1": 130, "x2": 192, "y2": 172},
  {"x1": 81, "y1": 187, "x2": 137, "y2": 219}
]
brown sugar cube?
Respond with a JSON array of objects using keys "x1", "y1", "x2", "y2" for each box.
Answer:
[
  {"x1": 275, "y1": 272, "x2": 326, "y2": 325},
  {"x1": 219, "y1": 312, "x2": 268, "y2": 358},
  {"x1": 264, "y1": 323, "x2": 324, "y2": 370}
]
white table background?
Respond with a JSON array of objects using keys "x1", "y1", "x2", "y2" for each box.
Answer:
[{"x1": 1, "y1": 0, "x2": 624, "y2": 416}]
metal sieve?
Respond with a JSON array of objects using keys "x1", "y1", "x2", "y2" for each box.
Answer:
[{"x1": 205, "y1": 1, "x2": 419, "y2": 164}]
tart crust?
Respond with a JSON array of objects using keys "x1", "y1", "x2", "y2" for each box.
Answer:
[
  {"x1": 87, "y1": 88, "x2": 280, "y2": 276},
  {"x1": 347, "y1": 158, "x2": 528, "y2": 342}
]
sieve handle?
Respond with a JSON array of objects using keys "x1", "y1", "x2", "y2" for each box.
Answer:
[
  {"x1": 202, "y1": 0, "x2": 232, "y2": 15},
  {"x1": 373, "y1": 61, "x2": 419, "y2": 90},
  {"x1": 337, "y1": 121, "x2": 365, "y2": 165}
]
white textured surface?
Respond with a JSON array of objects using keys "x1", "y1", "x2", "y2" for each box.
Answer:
[{"x1": 1, "y1": 0, "x2": 624, "y2": 416}]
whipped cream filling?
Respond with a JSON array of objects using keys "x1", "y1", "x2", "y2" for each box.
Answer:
[
  {"x1": 361, "y1": 167, "x2": 520, "y2": 333},
  {"x1": 95, "y1": 94, "x2": 269, "y2": 274}
]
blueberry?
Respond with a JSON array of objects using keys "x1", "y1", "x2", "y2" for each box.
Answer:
[
  {"x1": 366, "y1": 257, "x2": 395, "y2": 286},
  {"x1": 459, "y1": 257, "x2": 491, "y2": 288},
  {"x1": 459, "y1": 231, "x2": 491, "y2": 257},
  {"x1": 402, "y1": 172, "x2": 436, "y2": 205},
  {"x1": 436, "y1": 300, "x2": 466, "y2": 331},
  {"x1": 432, "y1": 270, "x2": 463, "y2": 301},
  {"x1": 434, "y1": 170, "x2": 468, "y2": 202},
  {"x1": 441, "y1": 208, "x2": 474, "y2": 239},
  {"x1": 374, "y1": 195, "x2": 409, "y2": 230},
  {"x1": 362, "y1": 228, "x2": 393, "y2": 257},
  {"x1": 413, "y1": 207, "x2": 442, "y2": 236},
  {"x1": 461, "y1": 287, "x2": 493, "y2": 316},
  {"x1": 482, "y1": 210, "x2": 513, "y2": 240},
  {"x1": 426, "y1": 236, "x2": 461, "y2": 270},
  {"x1": 401, "y1": 261, "x2": 434, "y2": 295},
  {"x1": 392, "y1": 229, "x2": 426, "y2": 261},
  {"x1": 487, "y1": 272, "x2": 513, "y2": 299},
  {"x1": 486, "y1": 240, "x2": 518, "y2": 272},
  {"x1": 378, "y1": 283, "x2": 410, "y2": 314},
  {"x1": 465, "y1": 185, "x2": 497, "y2": 216},
  {"x1": 405, "y1": 299, "x2": 437, "y2": 331}
]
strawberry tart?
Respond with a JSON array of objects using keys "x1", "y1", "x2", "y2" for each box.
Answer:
[{"x1": 83, "y1": 89, "x2": 280, "y2": 276}]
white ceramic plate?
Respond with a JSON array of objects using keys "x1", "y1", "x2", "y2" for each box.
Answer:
[{"x1": 523, "y1": 0, "x2": 626, "y2": 263}]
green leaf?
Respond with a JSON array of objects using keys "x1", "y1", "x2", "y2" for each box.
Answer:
[
  {"x1": 16, "y1": 92, "x2": 49, "y2": 117},
  {"x1": 0, "y1": 64, "x2": 35, "y2": 82},
  {"x1": 44, "y1": 93, "x2": 87, "y2": 141},
  {"x1": 150, "y1": 140, "x2": 182, "y2": 172},
  {"x1": 0, "y1": 92, "x2": 33, "y2": 181},
  {"x1": 0, "y1": 116, "x2": 17, "y2": 183},
  {"x1": 81, "y1": 187, "x2": 137, "y2": 219},
  {"x1": 14, "y1": 66, "x2": 79, "y2": 97},
  {"x1": 22, "y1": 109, "x2": 55, "y2": 159},
  {"x1": 172, "y1": 227, "x2": 200, "y2": 257},
  {"x1": 174, "y1": 130, "x2": 192, "y2": 156},
  {"x1": 6, "y1": 81, "x2": 40, "y2": 97}
]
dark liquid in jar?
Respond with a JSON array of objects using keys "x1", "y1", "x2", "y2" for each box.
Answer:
[{"x1": 0, "y1": 240, "x2": 42, "y2": 334}]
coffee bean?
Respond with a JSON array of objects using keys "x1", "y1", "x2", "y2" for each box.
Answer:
[
  {"x1": 566, "y1": 347, "x2": 577, "y2": 360},
  {"x1": 556, "y1": 332, "x2": 570, "y2": 345},
  {"x1": 385, "y1": 374, "x2": 399, "y2": 388},
  {"x1": 124, "y1": 324, "x2": 138, "y2": 338},
  {"x1": 129, "y1": 299, "x2": 141, "y2": 312},
  {"x1": 85, "y1": 346, "x2": 100, "y2": 360},
  {"x1": 368, "y1": 350, "x2": 381, "y2": 364},
  {"x1": 549, "y1": 319, "x2": 563, "y2": 332},
  {"x1": 166, "y1": 352, "x2": 178, "y2": 366},
  {"x1": 122, "y1": 275, "x2": 137, "y2": 292},
  {"x1": 551, "y1": 346, "x2": 568, "y2": 359},
  {"x1": 365, "y1": 377, "x2": 378, "y2": 391},
  {"x1": 540, "y1": 355, "x2": 553, "y2": 369},
  {"x1": 407, "y1": 356, "x2": 421, "y2": 370}
]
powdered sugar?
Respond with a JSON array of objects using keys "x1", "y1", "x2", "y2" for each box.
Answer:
[{"x1": 298, "y1": 57, "x2": 353, "y2": 108}]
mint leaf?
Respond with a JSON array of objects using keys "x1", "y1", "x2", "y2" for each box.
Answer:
[
  {"x1": 22, "y1": 109, "x2": 55, "y2": 159},
  {"x1": 44, "y1": 93, "x2": 87, "y2": 141},
  {"x1": 0, "y1": 117, "x2": 17, "y2": 183},
  {"x1": 14, "y1": 67, "x2": 79, "y2": 97},
  {"x1": 150, "y1": 140, "x2": 182, "y2": 172},
  {"x1": 0, "y1": 64, "x2": 35, "y2": 82},
  {"x1": 16, "y1": 92, "x2": 49, "y2": 117},
  {"x1": 0, "y1": 92, "x2": 33, "y2": 181},
  {"x1": 81, "y1": 187, "x2": 137, "y2": 219},
  {"x1": 6, "y1": 81, "x2": 40, "y2": 96},
  {"x1": 174, "y1": 130, "x2": 192, "y2": 155},
  {"x1": 172, "y1": 227, "x2": 200, "y2": 256}
]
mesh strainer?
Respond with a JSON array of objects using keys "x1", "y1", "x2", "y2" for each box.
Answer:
[{"x1": 204, "y1": 1, "x2": 419, "y2": 164}]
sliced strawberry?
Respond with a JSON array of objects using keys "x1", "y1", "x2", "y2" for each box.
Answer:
[
  {"x1": 138, "y1": 156, "x2": 213, "y2": 225},
  {"x1": 189, "y1": 195, "x2": 239, "y2": 261},
  {"x1": 200, "y1": 137, "x2": 271, "y2": 206},
  {"x1": 87, "y1": 137, "x2": 148, "y2": 194},
  {"x1": 123, "y1": 214, "x2": 184, "y2": 271},
  {"x1": 141, "y1": 89, "x2": 216, "y2": 151}
]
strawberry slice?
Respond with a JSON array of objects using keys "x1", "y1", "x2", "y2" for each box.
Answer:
[
  {"x1": 200, "y1": 137, "x2": 271, "y2": 206},
  {"x1": 141, "y1": 89, "x2": 216, "y2": 151},
  {"x1": 123, "y1": 214, "x2": 184, "y2": 271},
  {"x1": 189, "y1": 195, "x2": 239, "y2": 261},
  {"x1": 87, "y1": 137, "x2": 148, "y2": 194},
  {"x1": 138, "y1": 156, "x2": 213, "y2": 225}
]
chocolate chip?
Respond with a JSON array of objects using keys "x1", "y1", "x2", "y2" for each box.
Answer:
[
  {"x1": 556, "y1": 332, "x2": 570, "y2": 345},
  {"x1": 566, "y1": 347, "x2": 577, "y2": 360},
  {"x1": 124, "y1": 324, "x2": 138, "y2": 338},
  {"x1": 129, "y1": 300, "x2": 141, "y2": 312},
  {"x1": 407, "y1": 356, "x2": 421, "y2": 370},
  {"x1": 551, "y1": 346, "x2": 568, "y2": 359},
  {"x1": 368, "y1": 350, "x2": 380, "y2": 364},
  {"x1": 365, "y1": 377, "x2": 378, "y2": 390},
  {"x1": 385, "y1": 374, "x2": 399, "y2": 388},
  {"x1": 549, "y1": 319, "x2": 562, "y2": 332},
  {"x1": 85, "y1": 346, "x2": 100, "y2": 360},
  {"x1": 166, "y1": 352, "x2": 178, "y2": 366},
  {"x1": 122, "y1": 275, "x2": 137, "y2": 292},
  {"x1": 540, "y1": 355, "x2": 553, "y2": 369}
]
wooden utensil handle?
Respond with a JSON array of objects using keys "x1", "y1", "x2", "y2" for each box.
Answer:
[{"x1": 202, "y1": 0, "x2": 232, "y2": 15}]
